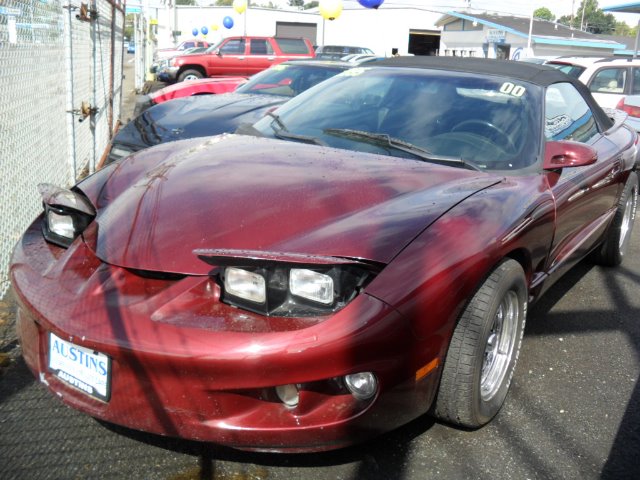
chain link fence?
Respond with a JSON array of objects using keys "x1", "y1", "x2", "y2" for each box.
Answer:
[{"x1": 0, "y1": 0, "x2": 125, "y2": 298}]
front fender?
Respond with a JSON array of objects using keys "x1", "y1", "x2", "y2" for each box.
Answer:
[{"x1": 365, "y1": 175, "x2": 555, "y2": 344}]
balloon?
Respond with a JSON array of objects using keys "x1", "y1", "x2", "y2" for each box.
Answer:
[
  {"x1": 233, "y1": 0, "x2": 247, "y2": 14},
  {"x1": 201, "y1": 26, "x2": 208, "y2": 35},
  {"x1": 319, "y1": 0, "x2": 342, "y2": 20},
  {"x1": 210, "y1": 24, "x2": 219, "y2": 31},
  {"x1": 358, "y1": 0, "x2": 384, "y2": 8},
  {"x1": 192, "y1": 27, "x2": 198, "y2": 37},
  {"x1": 223, "y1": 16, "x2": 234, "y2": 29}
]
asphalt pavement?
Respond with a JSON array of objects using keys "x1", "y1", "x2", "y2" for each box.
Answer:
[{"x1": 1, "y1": 56, "x2": 639, "y2": 480}]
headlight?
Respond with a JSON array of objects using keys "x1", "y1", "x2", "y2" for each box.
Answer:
[
  {"x1": 220, "y1": 263, "x2": 376, "y2": 317},
  {"x1": 38, "y1": 183, "x2": 96, "y2": 248},
  {"x1": 47, "y1": 210, "x2": 76, "y2": 238},
  {"x1": 225, "y1": 267, "x2": 266, "y2": 304},
  {"x1": 290, "y1": 268, "x2": 334, "y2": 304}
]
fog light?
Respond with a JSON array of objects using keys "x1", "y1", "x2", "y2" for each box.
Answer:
[
  {"x1": 275, "y1": 384, "x2": 299, "y2": 408},
  {"x1": 344, "y1": 372, "x2": 377, "y2": 400}
]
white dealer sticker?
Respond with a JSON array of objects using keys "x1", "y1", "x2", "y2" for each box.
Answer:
[{"x1": 48, "y1": 333, "x2": 111, "y2": 402}]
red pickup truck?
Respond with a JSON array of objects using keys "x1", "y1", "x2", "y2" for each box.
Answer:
[{"x1": 161, "y1": 36, "x2": 315, "y2": 82}]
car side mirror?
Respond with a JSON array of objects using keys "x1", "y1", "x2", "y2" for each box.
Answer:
[
  {"x1": 216, "y1": 49, "x2": 222, "y2": 56},
  {"x1": 543, "y1": 140, "x2": 598, "y2": 170}
]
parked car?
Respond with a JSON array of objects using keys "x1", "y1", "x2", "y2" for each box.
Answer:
[
  {"x1": 133, "y1": 76, "x2": 249, "y2": 116},
  {"x1": 546, "y1": 56, "x2": 640, "y2": 109},
  {"x1": 315, "y1": 44, "x2": 374, "y2": 60},
  {"x1": 154, "y1": 39, "x2": 210, "y2": 61},
  {"x1": 11, "y1": 57, "x2": 637, "y2": 453},
  {"x1": 106, "y1": 60, "x2": 350, "y2": 164},
  {"x1": 162, "y1": 36, "x2": 315, "y2": 83},
  {"x1": 127, "y1": 42, "x2": 135, "y2": 54},
  {"x1": 516, "y1": 56, "x2": 557, "y2": 64},
  {"x1": 151, "y1": 47, "x2": 210, "y2": 76},
  {"x1": 616, "y1": 95, "x2": 640, "y2": 132},
  {"x1": 339, "y1": 53, "x2": 380, "y2": 63}
]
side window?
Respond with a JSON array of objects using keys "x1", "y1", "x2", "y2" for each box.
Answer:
[
  {"x1": 589, "y1": 67, "x2": 626, "y2": 93},
  {"x1": 183, "y1": 42, "x2": 195, "y2": 49},
  {"x1": 633, "y1": 68, "x2": 640, "y2": 94},
  {"x1": 545, "y1": 83, "x2": 599, "y2": 143},
  {"x1": 220, "y1": 39, "x2": 246, "y2": 55},
  {"x1": 250, "y1": 39, "x2": 273, "y2": 55},
  {"x1": 276, "y1": 38, "x2": 311, "y2": 54}
]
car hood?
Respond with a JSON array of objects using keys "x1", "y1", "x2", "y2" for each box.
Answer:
[
  {"x1": 113, "y1": 93, "x2": 286, "y2": 151},
  {"x1": 82, "y1": 135, "x2": 501, "y2": 274}
]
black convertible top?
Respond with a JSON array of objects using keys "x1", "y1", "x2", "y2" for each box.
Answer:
[
  {"x1": 373, "y1": 56, "x2": 574, "y2": 86},
  {"x1": 372, "y1": 56, "x2": 613, "y2": 130}
]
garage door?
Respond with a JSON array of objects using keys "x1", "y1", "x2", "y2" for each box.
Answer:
[{"x1": 276, "y1": 22, "x2": 317, "y2": 45}]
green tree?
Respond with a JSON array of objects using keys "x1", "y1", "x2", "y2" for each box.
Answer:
[
  {"x1": 124, "y1": 13, "x2": 134, "y2": 41},
  {"x1": 557, "y1": 0, "x2": 616, "y2": 34},
  {"x1": 288, "y1": 0, "x2": 304, "y2": 7},
  {"x1": 534, "y1": 7, "x2": 555, "y2": 21},
  {"x1": 214, "y1": 0, "x2": 234, "y2": 5},
  {"x1": 614, "y1": 21, "x2": 635, "y2": 36},
  {"x1": 176, "y1": 0, "x2": 197, "y2": 5},
  {"x1": 303, "y1": 1, "x2": 319, "y2": 9}
]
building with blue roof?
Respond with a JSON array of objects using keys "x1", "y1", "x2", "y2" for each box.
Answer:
[{"x1": 436, "y1": 12, "x2": 627, "y2": 60}]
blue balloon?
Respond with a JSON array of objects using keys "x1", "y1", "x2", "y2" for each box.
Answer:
[
  {"x1": 201, "y1": 26, "x2": 208, "y2": 35},
  {"x1": 192, "y1": 27, "x2": 198, "y2": 36},
  {"x1": 358, "y1": 0, "x2": 384, "y2": 8},
  {"x1": 223, "y1": 16, "x2": 234, "y2": 29}
]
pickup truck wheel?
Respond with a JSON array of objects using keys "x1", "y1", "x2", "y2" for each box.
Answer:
[
  {"x1": 592, "y1": 171, "x2": 637, "y2": 267},
  {"x1": 435, "y1": 259, "x2": 527, "y2": 428},
  {"x1": 178, "y1": 69, "x2": 203, "y2": 82}
]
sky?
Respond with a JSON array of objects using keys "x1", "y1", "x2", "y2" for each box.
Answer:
[{"x1": 277, "y1": 0, "x2": 640, "y2": 25}]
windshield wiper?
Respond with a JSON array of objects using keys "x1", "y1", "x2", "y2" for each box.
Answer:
[
  {"x1": 267, "y1": 111, "x2": 288, "y2": 131},
  {"x1": 323, "y1": 128, "x2": 482, "y2": 172},
  {"x1": 267, "y1": 111, "x2": 326, "y2": 146}
]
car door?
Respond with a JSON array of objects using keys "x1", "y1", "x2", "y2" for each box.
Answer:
[
  {"x1": 588, "y1": 66, "x2": 629, "y2": 109},
  {"x1": 544, "y1": 82, "x2": 624, "y2": 280},
  {"x1": 245, "y1": 38, "x2": 276, "y2": 75},
  {"x1": 207, "y1": 38, "x2": 247, "y2": 75}
]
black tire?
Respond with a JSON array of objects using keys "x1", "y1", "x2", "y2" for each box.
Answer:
[
  {"x1": 592, "y1": 171, "x2": 637, "y2": 267},
  {"x1": 177, "y1": 69, "x2": 203, "y2": 82},
  {"x1": 435, "y1": 259, "x2": 527, "y2": 428}
]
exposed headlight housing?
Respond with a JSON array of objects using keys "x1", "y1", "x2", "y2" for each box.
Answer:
[
  {"x1": 38, "y1": 183, "x2": 96, "y2": 248},
  {"x1": 219, "y1": 263, "x2": 376, "y2": 317}
]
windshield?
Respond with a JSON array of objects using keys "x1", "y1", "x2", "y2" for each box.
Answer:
[
  {"x1": 546, "y1": 62, "x2": 587, "y2": 79},
  {"x1": 236, "y1": 63, "x2": 347, "y2": 97},
  {"x1": 204, "y1": 40, "x2": 224, "y2": 53},
  {"x1": 251, "y1": 67, "x2": 542, "y2": 172}
]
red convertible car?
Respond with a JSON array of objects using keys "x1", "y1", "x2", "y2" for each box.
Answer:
[
  {"x1": 133, "y1": 76, "x2": 248, "y2": 116},
  {"x1": 11, "y1": 57, "x2": 638, "y2": 453}
]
